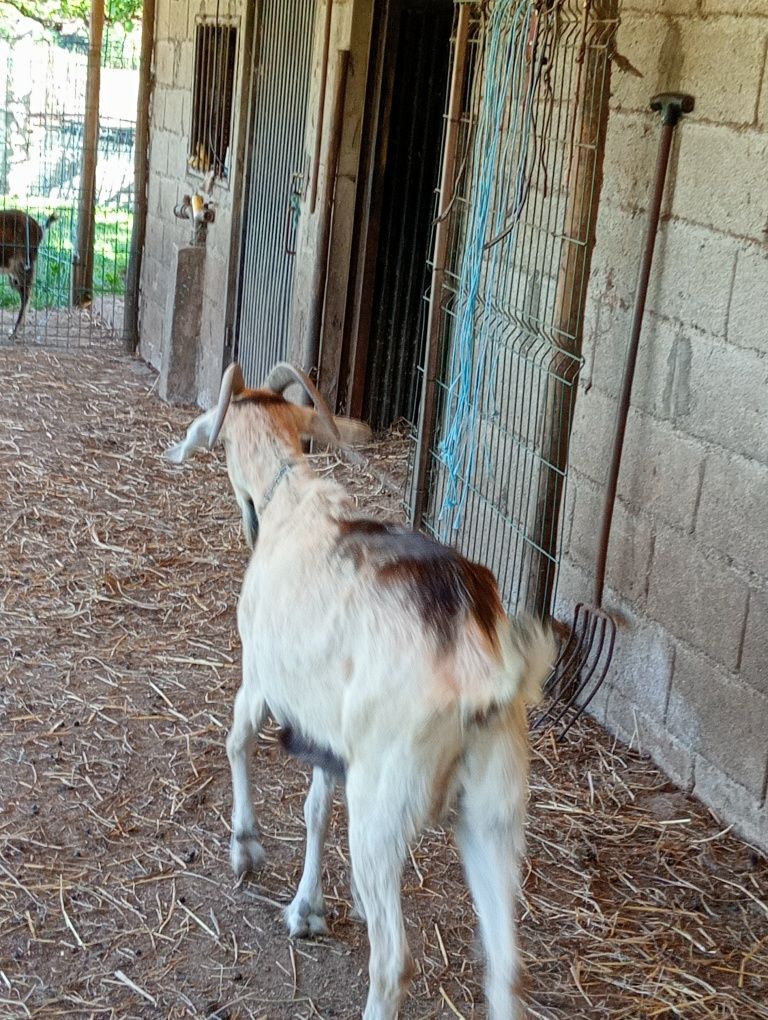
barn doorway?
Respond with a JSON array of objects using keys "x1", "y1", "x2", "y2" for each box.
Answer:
[{"x1": 346, "y1": 0, "x2": 453, "y2": 432}]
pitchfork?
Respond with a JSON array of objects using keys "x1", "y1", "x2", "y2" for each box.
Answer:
[{"x1": 537, "y1": 92, "x2": 695, "y2": 737}]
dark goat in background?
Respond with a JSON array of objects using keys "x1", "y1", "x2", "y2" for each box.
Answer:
[{"x1": 0, "y1": 210, "x2": 57, "y2": 339}]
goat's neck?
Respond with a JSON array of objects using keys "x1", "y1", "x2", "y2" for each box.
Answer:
[{"x1": 250, "y1": 451, "x2": 351, "y2": 534}]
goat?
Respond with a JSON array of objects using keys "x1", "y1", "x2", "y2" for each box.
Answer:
[
  {"x1": 0, "y1": 210, "x2": 57, "y2": 340},
  {"x1": 165, "y1": 362, "x2": 554, "y2": 1020}
]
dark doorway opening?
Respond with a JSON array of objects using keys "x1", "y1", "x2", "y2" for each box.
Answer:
[{"x1": 346, "y1": 0, "x2": 453, "y2": 432}]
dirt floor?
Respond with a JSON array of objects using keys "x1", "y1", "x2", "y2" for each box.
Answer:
[{"x1": 1, "y1": 347, "x2": 767, "y2": 1020}]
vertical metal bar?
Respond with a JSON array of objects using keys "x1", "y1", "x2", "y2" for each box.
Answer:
[{"x1": 410, "y1": 3, "x2": 470, "y2": 529}]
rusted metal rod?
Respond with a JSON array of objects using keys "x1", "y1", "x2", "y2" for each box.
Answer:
[{"x1": 593, "y1": 92, "x2": 694, "y2": 606}]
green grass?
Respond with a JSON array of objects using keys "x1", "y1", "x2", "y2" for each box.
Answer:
[{"x1": 0, "y1": 197, "x2": 133, "y2": 311}]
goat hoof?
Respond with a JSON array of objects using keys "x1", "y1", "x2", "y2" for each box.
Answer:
[
  {"x1": 284, "y1": 897, "x2": 328, "y2": 938},
  {"x1": 230, "y1": 832, "x2": 265, "y2": 877}
]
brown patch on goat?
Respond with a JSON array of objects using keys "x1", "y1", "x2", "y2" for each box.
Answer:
[
  {"x1": 336, "y1": 518, "x2": 503, "y2": 653},
  {"x1": 232, "y1": 388, "x2": 287, "y2": 407}
]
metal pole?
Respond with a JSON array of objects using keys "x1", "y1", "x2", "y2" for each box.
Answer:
[
  {"x1": 593, "y1": 92, "x2": 694, "y2": 606},
  {"x1": 124, "y1": 0, "x2": 156, "y2": 351},
  {"x1": 73, "y1": 0, "x2": 105, "y2": 308}
]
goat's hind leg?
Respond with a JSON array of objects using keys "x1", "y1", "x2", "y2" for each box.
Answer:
[
  {"x1": 456, "y1": 714, "x2": 529, "y2": 1020},
  {"x1": 227, "y1": 683, "x2": 266, "y2": 876},
  {"x1": 284, "y1": 766, "x2": 334, "y2": 937},
  {"x1": 9, "y1": 266, "x2": 33, "y2": 340}
]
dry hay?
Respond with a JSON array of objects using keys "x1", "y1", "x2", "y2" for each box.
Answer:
[
  {"x1": 0, "y1": 347, "x2": 766, "y2": 1020},
  {"x1": 0, "y1": 303, "x2": 125, "y2": 348}
]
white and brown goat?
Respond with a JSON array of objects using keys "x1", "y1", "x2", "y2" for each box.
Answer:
[
  {"x1": 0, "y1": 210, "x2": 57, "y2": 339},
  {"x1": 164, "y1": 363, "x2": 554, "y2": 1020}
]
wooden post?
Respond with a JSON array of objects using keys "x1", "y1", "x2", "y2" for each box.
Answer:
[
  {"x1": 303, "y1": 49, "x2": 350, "y2": 384},
  {"x1": 531, "y1": 0, "x2": 618, "y2": 616},
  {"x1": 72, "y1": 0, "x2": 105, "y2": 308},
  {"x1": 124, "y1": 0, "x2": 156, "y2": 352},
  {"x1": 409, "y1": 4, "x2": 470, "y2": 529}
]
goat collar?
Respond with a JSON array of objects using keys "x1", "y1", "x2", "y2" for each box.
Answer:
[{"x1": 257, "y1": 457, "x2": 300, "y2": 516}]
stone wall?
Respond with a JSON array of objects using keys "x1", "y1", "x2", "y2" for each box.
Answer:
[
  {"x1": 558, "y1": 0, "x2": 768, "y2": 848},
  {"x1": 139, "y1": 0, "x2": 248, "y2": 407}
]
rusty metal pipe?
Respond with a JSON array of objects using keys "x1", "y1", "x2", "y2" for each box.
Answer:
[{"x1": 593, "y1": 92, "x2": 694, "y2": 607}]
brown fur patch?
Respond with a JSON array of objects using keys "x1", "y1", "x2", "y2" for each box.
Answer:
[
  {"x1": 336, "y1": 518, "x2": 503, "y2": 653},
  {"x1": 232, "y1": 388, "x2": 287, "y2": 407}
]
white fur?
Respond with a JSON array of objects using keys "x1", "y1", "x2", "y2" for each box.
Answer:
[{"x1": 166, "y1": 379, "x2": 554, "y2": 1020}]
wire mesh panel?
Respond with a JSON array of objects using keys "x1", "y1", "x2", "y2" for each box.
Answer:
[
  {"x1": 0, "y1": 6, "x2": 139, "y2": 348},
  {"x1": 235, "y1": 0, "x2": 317, "y2": 387},
  {"x1": 412, "y1": 0, "x2": 619, "y2": 618}
]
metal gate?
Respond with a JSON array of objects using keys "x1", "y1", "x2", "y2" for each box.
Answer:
[
  {"x1": 235, "y1": 0, "x2": 317, "y2": 385},
  {"x1": 410, "y1": 0, "x2": 619, "y2": 618},
  {"x1": 0, "y1": 6, "x2": 139, "y2": 349}
]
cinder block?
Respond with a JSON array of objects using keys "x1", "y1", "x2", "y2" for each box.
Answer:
[
  {"x1": 569, "y1": 390, "x2": 704, "y2": 530},
  {"x1": 588, "y1": 213, "x2": 736, "y2": 338},
  {"x1": 621, "y1": 0, "x2": 697, "y2": 11},
  {"x1": 605, "y1": 689, "x2": 695, "y2": 791},
  {"x1": 590, "y1": 307, "x2": 686, "y2": 423},
  {"x1": 728, "y1": 246, "x2": 768, "y2": 354},
  {"x1": 647, "y1": 527, "x2": 749, "y2": 668},
  {"x1": 693, "y1": 758, "x2": 768, "y2": 852},
  {"x1": 568, "y1": 475, "x2": 654, "y2": 604},
  {"x1": 612, "y1": 16, "x2": 765, "y2": 125},
  {"x1": 666, "y1": 643, "x2": 768, "y2": 796},
  {"x1": 155, "y1": 40, "x2": 176, "y2": 86},
  {"x1": 697, "y1": 452, "x2": 768, "y2": 578},
  {"x1": 701, "y1": 0, "x2": 768, "y2": 13},
  {"x1": 674, "y1": 336, "x2": 768, "y2": 465},
  {"x1": 672, "y1": 123, "x2": 768, "y2": 241},
  {"x1": 648, "y1": 221, "x2": 736, "y2": 337},
  {"x1": 159, "y1": 176, "x2": 181, "y2": 220},
  {"x1": 600, "y1": 112, "x2": 663, "y2": 212},
  {"x1": 144, "y1": 217, "x2": 164, "y2": 264},
  {"x1": 162, "y1": 88, "x2": 186, "y2": 134},
  {"x1": 610, "y1": 608, "x2": 675, "y2": 720},
  {"x1": 741, "y1": 590, "x2": 768, "y2": 697}
]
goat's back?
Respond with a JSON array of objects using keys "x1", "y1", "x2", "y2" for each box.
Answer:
[{"x1": 0, "y1": 211, "x2": 44, "y2": 263}]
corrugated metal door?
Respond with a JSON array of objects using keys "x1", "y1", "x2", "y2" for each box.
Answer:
[{"x1": 235, "y1": 0, "x2": 317, "y2": 385}]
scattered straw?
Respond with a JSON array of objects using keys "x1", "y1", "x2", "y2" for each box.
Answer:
[{"x1": 0, "y1": 348, "x2": 766, "y2": 1019}]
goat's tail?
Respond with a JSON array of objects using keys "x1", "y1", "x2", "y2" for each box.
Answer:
[
  {"x1": 504, "y1": 615, "x2": 554, "y2": 707},
  {"x1": 455, "y1": 613, "x2": 554, "y2": 719}
]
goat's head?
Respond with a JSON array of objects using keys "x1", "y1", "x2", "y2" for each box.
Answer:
[{"x1": 164, "y1": 362, "x2": 371, "y2": 545}]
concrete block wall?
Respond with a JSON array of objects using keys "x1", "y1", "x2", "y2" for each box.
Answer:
[
  {"x1": 139, "y1": 0, "x2": 246, "y2": 406},
  {"x1": 557, "y1": 0, "x2": 768, "y2": 849}
]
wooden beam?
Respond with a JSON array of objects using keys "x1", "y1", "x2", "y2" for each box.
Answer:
[
  {"x1": 72, "y1": 0, "x2": 105, "y2": 308},
  {"x1": 124, "y1": 0, "x2": 156, "y2": 351}
]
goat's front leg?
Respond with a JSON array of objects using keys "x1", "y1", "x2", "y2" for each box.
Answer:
[
  {"x1": 227, "y1": 683, "x2": 266, "y2": 876},
  {"x1": 284, "y1": 766, "x2": 335, "y2": 937}
]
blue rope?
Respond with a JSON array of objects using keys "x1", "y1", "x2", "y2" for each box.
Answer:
[{"x1": 437, "y1": 0, "x2": 539, "y2": 539}]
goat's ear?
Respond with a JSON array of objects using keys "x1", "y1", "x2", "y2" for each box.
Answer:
[
  {"x1": 164, "y1": 409, "x2": 219, "y2": 464},
  {"x1": 291, "y1": 406, "x2": 372, "y2": 448}
]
